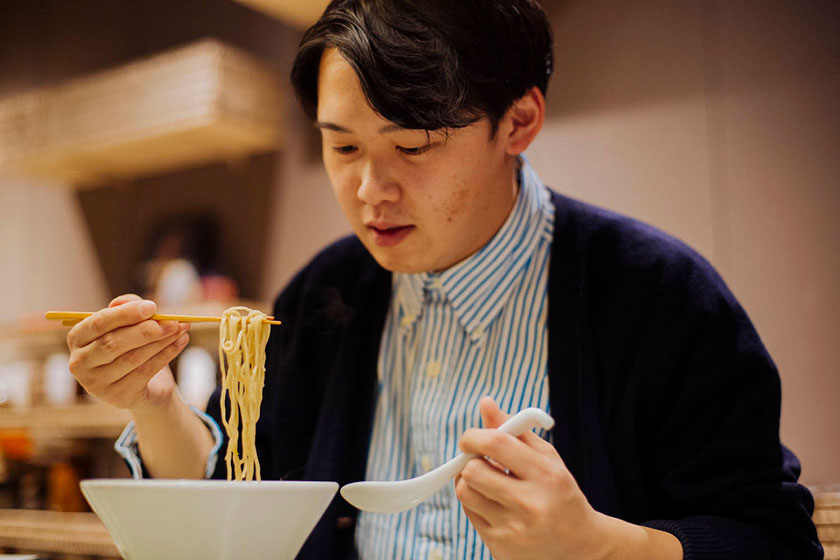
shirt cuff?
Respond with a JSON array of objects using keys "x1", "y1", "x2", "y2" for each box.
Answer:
[{"x1": 114, "y1": 406, "x2": 224, "y2": 480}]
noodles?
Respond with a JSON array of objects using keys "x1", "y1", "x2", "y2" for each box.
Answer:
[{"x1": 218, "y1": 306, "x2": 270, "y2": 481}]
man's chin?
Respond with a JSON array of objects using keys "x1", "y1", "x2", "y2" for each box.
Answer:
[{"x1": 360, "y1": 238, "x2": 432, "y2": 274}]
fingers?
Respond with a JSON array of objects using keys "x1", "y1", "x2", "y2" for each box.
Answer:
[
  {"x1": 68, "y1": 298, "x2": 158, "y2": 349},
  {"x1": 460, "y1": 503, "x2": 490, "y2": 532},
  {"x1": 461, "y1": 453, "x2": 520, "y2": 497},
  {"x1": 65, "y1": 295, "x2": 194, "y2": 411},
  {"x1": 97, "y1": 335, "x2": 190, "y2": 408},
  {"x1": 109, "y1": 293, "x2": 142, "y2": 308},
  {"x1": 459, "y1": 432, "x2": 581, "y2": 523},
  {"x1": 520, "y1": 430, "x2": 562, "y2": 458},
  {"x1": 479, "y1": 396, "x2": 509, "y2": 429},
  {"x1": 92, "y1": 329, "x2": 190, "y2": 387},
  {"x1": 82, "y1": 319, "x2": 187, "y2": 369},
  {"x1": 461, "y1": 424, "x2": 566, "y2": 484},
  {"x1": 76, "y1": 329, "x2": 189, "y2": 409},
  {"x1": 469, "y1": 396, "x2": 561, "y2": 473},
  {"x1": 455, "y1": 463, "x2": 508, "y2": 525},
  {"x1": 456, "y1": 469, "x2": 505, "y2": 518}
]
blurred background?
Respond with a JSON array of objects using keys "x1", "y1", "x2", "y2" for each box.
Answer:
[{"x1": 0, "y1": 0, "x2": 837, "y2": 557}]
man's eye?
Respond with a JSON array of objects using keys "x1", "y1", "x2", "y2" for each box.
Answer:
[
  {"x1": 397, "y1": 144, "x2": 431, "y2": 156},
  {"x1": 333, "y1": 145, "x2": 358, "y2": 155}
]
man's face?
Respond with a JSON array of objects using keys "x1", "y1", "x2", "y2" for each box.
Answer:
[{"x1": 316, "y1": 48, "x2": 518, "y2": 273}]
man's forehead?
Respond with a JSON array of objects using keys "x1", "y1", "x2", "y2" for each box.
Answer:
[{"x1": 316, "y1": 49, "x2": 379, "y2": 125}]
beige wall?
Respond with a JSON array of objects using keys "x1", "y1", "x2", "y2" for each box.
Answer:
[
  {"x1": 712, "y1": 1, "x2": 840, "y2": 486},
  {"x1": 0, "y1": 177, "x2": 108, "y2": 324},
  {"x1": 260, "y1": 91, "x2": 349, "y2": 299}
]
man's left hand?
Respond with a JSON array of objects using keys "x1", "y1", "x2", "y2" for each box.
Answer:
[{"x1": 455, "y1": 397, "x2": 683, "y2": 560}]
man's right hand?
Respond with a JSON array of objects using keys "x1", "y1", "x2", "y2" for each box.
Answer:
[{"x1": 67, "y1": 294, "x2": 191, "y2": 412}]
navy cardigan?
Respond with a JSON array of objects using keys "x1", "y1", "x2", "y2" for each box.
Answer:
[{"x1": 206, "y1": 191, "x2": 822, "y2": 559}]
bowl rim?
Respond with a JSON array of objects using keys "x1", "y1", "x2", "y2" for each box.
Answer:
[{"x1": 80, "y1": 478, "x2": 339, "y2": 491}]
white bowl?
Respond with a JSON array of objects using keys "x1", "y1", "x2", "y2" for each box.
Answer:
[{"x1": 80, "y1": 479, "x2": 338, "y2": 560}]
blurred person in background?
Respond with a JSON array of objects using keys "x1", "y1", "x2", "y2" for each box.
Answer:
[
  {"x1": 137, "y1": 214, "x2": 238, "y2": 308},
  {"x1": 64, "y1": 1, "x2": 822, "y2": 559}
]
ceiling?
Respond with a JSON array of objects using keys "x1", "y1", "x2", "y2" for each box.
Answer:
[{"x1": 232, "y1": 0, "x2": 332, "y2": 28}]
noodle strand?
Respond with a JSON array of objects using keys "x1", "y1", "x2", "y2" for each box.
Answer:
[{"x1": 219, "y1": 306, "x2": 270, "y2": 481}]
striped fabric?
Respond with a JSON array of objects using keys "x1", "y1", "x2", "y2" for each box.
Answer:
[
  {"x1": 114, "y1": 405, "x2": 222, "y2": 479},
  {"x1": 356, "y1": 157, "x2": 555, "y2": 560}
]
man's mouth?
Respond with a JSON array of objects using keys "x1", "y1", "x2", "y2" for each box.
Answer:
[{"x1": 368, "y1": 224, "x2": 414, "y2": 247}]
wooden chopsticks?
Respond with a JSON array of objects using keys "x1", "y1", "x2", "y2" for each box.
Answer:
[{"x1": 45, "y1": 311, "x2": 282, "y2": 327}]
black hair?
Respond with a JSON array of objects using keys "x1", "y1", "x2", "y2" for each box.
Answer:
[{"x1": 290, "y1": 0, "x2": 553, "y2": 134}]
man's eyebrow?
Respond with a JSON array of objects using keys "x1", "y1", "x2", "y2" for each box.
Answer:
[
  {"x1": 314, "y1": 121, "x2": 409, "y2": 134},
  {"x1": 377, "y1": 123, "x2": 405, "y2": 134},
  {"x1": 314, "y1": 121, "x2": 352, "y2": 133}
]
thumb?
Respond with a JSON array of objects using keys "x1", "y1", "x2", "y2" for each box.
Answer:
[
  {"x1": 479, "y1": 396, "x2": 509, "y2": 429},
  {"x1": 109, "y1": 293, "x2": 143, "y2": 308}
]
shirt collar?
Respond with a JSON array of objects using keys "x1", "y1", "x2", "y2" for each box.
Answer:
[{"x1": 394, "y1": 156, "x2": 554, "y2": 341}]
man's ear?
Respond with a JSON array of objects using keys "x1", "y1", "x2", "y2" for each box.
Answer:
[{"x1": 501, "y1": 86, "x2": 546, "y2": 155}]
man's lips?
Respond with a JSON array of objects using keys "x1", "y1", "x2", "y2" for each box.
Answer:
[{"x1": 367, "y1": 223, "x2": 415, "y2": 247}]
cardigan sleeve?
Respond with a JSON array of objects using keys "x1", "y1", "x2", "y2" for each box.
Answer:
[
  {"x1": 550, "y1": 190, "x2": 824, "y2": 559},
  {"x1": 604, "y1": 238, "x2": 822, "y2": 559}
]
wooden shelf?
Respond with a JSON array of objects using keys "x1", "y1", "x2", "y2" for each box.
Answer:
[
  {"x1": 0, "y1": 403, "x2": 130, "y2": 439},
  {"x1": 0, "y1": 324, "x2": 68, "y2": 364},
  {"x1": 0, "y1": 509, "x2": 120, "y2": 558},
  {"x1": 0, "y1": 38, "x2": 283, "y2": 187}
]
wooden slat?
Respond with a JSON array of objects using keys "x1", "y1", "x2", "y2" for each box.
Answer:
[
  {"x1": 813, "y1": 486, "x2": 840, "y2": 508},
  {"x1": 824, "y1": 542, "x2": 840, "y2": 560},
  {"x1": 818, "y1": 524, "x2": 840, "y2": 543},
  {"x1": 0, "y1": 403, "x2": 130, "y2": 439},
  {"x1": 816, "y1": 508, "x2": 840, "y2": 526},
  {"x1": 0, "y1": 509, "x2": 120, "y2": 557}
]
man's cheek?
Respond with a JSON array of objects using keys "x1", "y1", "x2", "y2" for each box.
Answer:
[{"x1": 439, "y1": 185, "x2": 470, "y2": 225}]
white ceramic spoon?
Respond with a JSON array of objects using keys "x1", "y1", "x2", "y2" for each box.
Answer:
[{"x1": 340, "y1": 407, "x2": 555, "y2": 513}]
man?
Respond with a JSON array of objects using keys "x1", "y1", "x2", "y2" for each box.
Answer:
[{"x1": 67, "y1": 1, "x2": 822, "y2": 558}]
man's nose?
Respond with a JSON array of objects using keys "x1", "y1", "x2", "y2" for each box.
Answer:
[{"x1": 356, "y1": 160, "x2": 400, "y2": 205}]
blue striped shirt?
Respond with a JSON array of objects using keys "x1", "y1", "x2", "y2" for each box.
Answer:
[{"x1": 356, "y1": 157, "x2": 555, "y2": 560}]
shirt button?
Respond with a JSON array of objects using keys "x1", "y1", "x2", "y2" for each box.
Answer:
[
  {"x1": 421, "y1": 454, "x2": 433, "y2": 472},
  {"x1": 470, "y1": 327, "x2": 485, "y2": 341},
  {"x1": 425, "y1": 361, "x2": 441, "y2": 378},
  {"x1": 429, "y1": 547, "x2": 443, "y2": 560},
  {"x1": 430, "y1": 277, "x2": 443, "y2": 289},
  {"x1": 401, "y1": 314, "x2": 416, "y2": 328}
]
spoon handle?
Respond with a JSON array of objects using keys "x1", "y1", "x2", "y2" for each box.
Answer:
[
  {"x1": 495, "y1": 407, "x2": 555, "y2": 436},
  {"x1": 338, "y1": 407, "x2": 556, "y2": 514},
  {"x1": 441, "y1": 407, "x2": 556, "y2": 479}
]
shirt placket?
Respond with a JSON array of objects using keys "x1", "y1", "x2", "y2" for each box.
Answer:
[
  {"x1": 410, "y1": 287, "x2": 448, "y2": 470},
  {"x1": 410, "y1": 289, "x2": 454, "y2": 558}
]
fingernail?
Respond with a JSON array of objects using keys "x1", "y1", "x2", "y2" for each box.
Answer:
[{"x1": 140, "y1": 300, "x2": 156, "y2": 316}]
